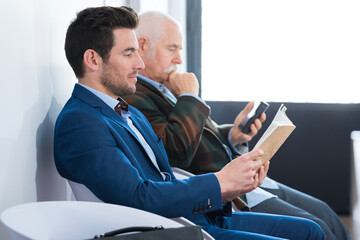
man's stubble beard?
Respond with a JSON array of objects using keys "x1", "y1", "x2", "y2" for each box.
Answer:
[{"x1": 101, "y1": 63, "x2": 135, "y2": 97}]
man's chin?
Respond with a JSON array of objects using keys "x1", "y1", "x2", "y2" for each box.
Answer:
[
  {"x1": 127, "y1": 86, "x2": 136, "y2": 96},
  {"x1": 156, "y1": 74, "x2": 169, "y2": 84},
  {"x1": 115, "y1": 85, "x2": 136, "y2": 97}
]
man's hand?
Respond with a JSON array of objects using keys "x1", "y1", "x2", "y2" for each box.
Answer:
[
  {"x1": 230, "y1": 102, "x2": 266, "y2": 146},
  {"x1": 165, "y1": 71, "x2": 199, "y2": 96},
  {"x1": 215, "y1": 149, "x2": 268, "y2": 202}
]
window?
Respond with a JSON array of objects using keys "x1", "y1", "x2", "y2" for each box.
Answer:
[{"x1": 202, "y1": 0, "x2": 360, "y2": 103}]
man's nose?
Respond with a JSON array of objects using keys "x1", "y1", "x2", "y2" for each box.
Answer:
[
  {"x1": 135, "y1": 52, "x2": 145, "y2": 71},
  {"x1": 172, "y1": 52, "x2": 182, "y2": 65}
]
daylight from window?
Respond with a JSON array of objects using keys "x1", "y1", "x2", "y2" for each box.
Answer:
[{"x1": 202, "y1": 0, "x2": 360, "y2": 103}]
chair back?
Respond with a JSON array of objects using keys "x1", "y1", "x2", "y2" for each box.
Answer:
[
  {"x1": 172, "y1": 167, "x2": 195, "y2": 179},
  {"x1": 68, "y1": 180, "x2": 102, "y2": 202}
]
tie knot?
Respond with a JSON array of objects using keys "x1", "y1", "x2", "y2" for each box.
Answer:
[{"x1": 114, "y1": 97, "x2": 129, "y2": 116}]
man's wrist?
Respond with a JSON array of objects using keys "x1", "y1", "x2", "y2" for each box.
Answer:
[{"x1": 228, "y1": 128, "x2": 247, "y2": 155}]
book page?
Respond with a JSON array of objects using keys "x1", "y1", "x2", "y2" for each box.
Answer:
[
  {"x1": 253, "y1": 104, "x2": 296, "y2": 168},
  {"x1": 254, "y1": 104, "x2": 294, "y2": 149}
]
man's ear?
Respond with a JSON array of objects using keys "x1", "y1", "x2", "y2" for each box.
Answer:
[
  {"x1": 138, "y1": 37, "x2": 150, "y2": 55},
  {"x1": 83, "y1": 49, "x2": 102, "y2": 72}
]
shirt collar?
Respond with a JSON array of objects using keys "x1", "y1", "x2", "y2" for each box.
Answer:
[
  {"x1": 138, "y1": 75, "x2": 177, "y2": 103},
  {"x1": 77, "y1": 83, "x2": 131, "y2": 118},
  {"x1": 138, "y1": 74, "x2": 164, "y2": 90}
]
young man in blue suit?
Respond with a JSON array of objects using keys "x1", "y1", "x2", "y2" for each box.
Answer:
[{"x1": 54, "y1": 6, "x2": 324, "y2": 239}]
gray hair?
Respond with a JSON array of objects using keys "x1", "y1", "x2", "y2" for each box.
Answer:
[{"x1": 135, "y1": 11, "x2": 181, "y2": 49}]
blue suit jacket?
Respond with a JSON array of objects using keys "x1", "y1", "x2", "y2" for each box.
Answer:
[{"x1": 54, "y1": 84, "x2": 229, "y2": 225}]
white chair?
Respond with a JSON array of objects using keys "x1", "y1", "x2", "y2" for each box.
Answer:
[
  {"x1": 68, "y1": 180, "x2": 102, "y2": 202},
  {"x1": 0, "y1": 201, "x2": 185, "y2": 240},
  {"x1": 351, "y1": 131, "x2": 360, "y2": 240},
  {"x1": 172, "y1": 167, "x2": 196, "y2": 179},
  {"x1": 68, "y1": 180, "x2": 214, "y2": 240}
]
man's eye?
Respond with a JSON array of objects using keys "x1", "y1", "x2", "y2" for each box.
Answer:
[{"x1": 124, "y1": 52, "x2": 132, "y2": 57}]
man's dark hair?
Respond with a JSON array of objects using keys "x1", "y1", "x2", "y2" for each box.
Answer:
[{"x1": 65, "y1": 6, "x2": 138, "y2": 78}]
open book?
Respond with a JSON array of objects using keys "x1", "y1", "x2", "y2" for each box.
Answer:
[{"x1": 253, "y1": 104, "x2": 296, "y2": 170}]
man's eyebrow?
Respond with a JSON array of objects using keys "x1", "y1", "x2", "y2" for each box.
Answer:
[
  {"x1": 167, "y1": 44, "x2": 181, "y2": 49},
  {"x1": 122, "y1": 47, "x2": 137, "y2": 53}
]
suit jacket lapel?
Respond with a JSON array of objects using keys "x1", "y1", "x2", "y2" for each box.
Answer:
[
  {"x1": 131, "y1": 79, "x2": 176, "y2": 174},
  {"x1": 130, "y1": 112, "x2": 172, "y2": 175},
  {"x1": 72, "y1": 85, "x2": 166, "y2": 174},
  {"x1": 73, "y1": 84, "x2": 135, "y2": 134}
]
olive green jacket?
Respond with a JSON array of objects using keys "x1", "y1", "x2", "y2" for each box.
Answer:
[
  {"x1": 125, "y1": 76, "x2": 239, "y2": 175},
  {"x1": 125, "y1": 76, "x2": 249, "y2": 210}
]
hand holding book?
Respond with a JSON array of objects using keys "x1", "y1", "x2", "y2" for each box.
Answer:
[{"x1": 253, "y1": 104, "x2": 296, "y2": 171}]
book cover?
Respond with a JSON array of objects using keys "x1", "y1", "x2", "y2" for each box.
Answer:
[{"x1": 253, "y1": 104, "x2": 296, "y2": 170}]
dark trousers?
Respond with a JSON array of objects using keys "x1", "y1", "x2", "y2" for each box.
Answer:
[{"x1": 251, "y1": 181, "x2": 351, "y2": 240}]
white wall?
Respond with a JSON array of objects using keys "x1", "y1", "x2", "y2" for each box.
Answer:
[{"x1": 0, "y1": 0, "x2": 184, "y2": 239}]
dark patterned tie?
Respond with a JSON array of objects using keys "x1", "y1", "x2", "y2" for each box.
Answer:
[
  {"x1": 114, "y1": 97, "x2": 129, "y2": 117},
  {"x1": 158, "y1": 85, "x2": 177, "y2": 104}
]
